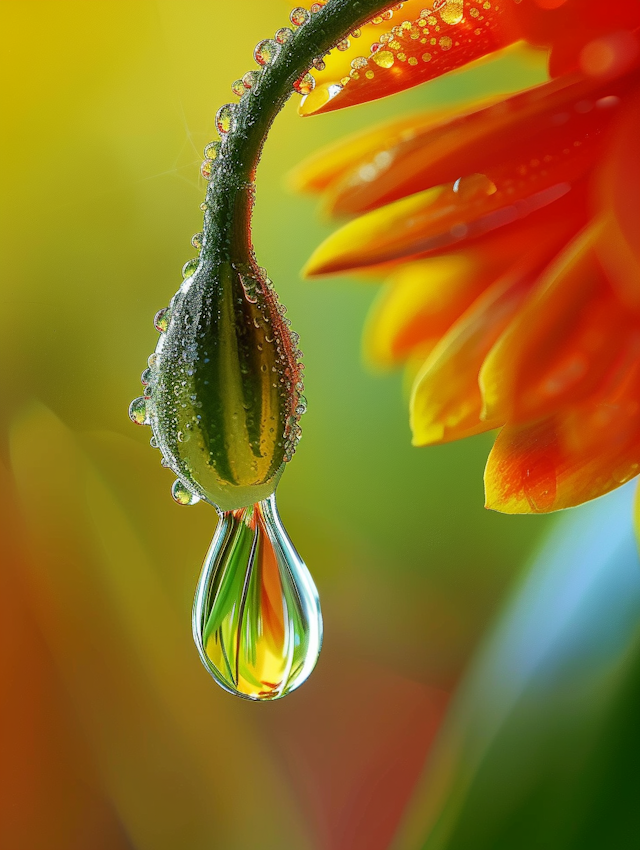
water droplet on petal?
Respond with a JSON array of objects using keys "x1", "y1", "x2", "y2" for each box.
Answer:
[
  {"x1": 373, "y1": 49, "x2": 395, "y2": 68},
  {"x1": 290, "y1": 7, "x2": 310, "y2": 26},
  {"x1": 129, "y1": 396, "x2": 149, "y2": 425},
  {"x1": 216, "y1": 103, "x2": 236, "y2": 134},
  {"x1": 439, "y1": 0, "x2": 464, "y2": 25},
  {"x1": 154, "y1": 307, "x2": 170, "y2": 333},
  {"x1": 172, "y1": 479, "x2": 201, "y2": 506},
  {"x1": 193, "y1": 494, "x2": 322, "y2": 700},
  {"x1": 254, "y1": 38, "x2": 279, "y2": 66}
]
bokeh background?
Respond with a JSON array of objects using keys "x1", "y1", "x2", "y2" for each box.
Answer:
[{"x1": 1, "y1": 3, "x2": 639, "y2": 849}]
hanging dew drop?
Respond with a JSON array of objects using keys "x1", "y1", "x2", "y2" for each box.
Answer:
[
  {"x1": 172, "y1": 479, "x2": 201, "y2": 506},
  {"x1": 154, "y1": 307, "x2": 170, "y2": 333},
  {"x1": 141, "y1": 367, "x2": 153, "y2": 385},
  {"x1": 192, "y1": 494, "x2": 322, "y2": 701},
  {"x1": 231, "y1": 79, "x2": 245, "y2": 96},
  {"x1": 191, "y1": 232, "x2": 204, "y2": 250},
  {"x1": 129, "y1": 396, "x2": 149, "y2": 426}
]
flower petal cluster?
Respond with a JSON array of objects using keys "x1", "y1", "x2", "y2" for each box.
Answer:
[{"x1": 296, "y1": 0, "x2": 640, "y2": 514}]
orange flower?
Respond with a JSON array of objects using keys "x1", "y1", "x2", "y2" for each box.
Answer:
[{"x1": 295, "y1": 0, "x2": 640, "y2": 514}]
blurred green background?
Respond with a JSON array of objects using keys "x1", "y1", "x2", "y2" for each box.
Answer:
[{"x1": 2, "y1": 3, "x2": 637, "y2": 849}]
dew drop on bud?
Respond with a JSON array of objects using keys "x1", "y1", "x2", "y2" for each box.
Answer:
[
  {"x1": 182, "y1": 258, "x2": 199, "y2": 279},
  {"x1": 154, "y1": 307, "x2": 170, "y2": 333},
  {"x1": 172, "y1": 479, "x2": 201, "y2": 506},
  {"x1": 201, "y1": 159, "x2": 214, "y2": 180},
  {"x1": 193, "y1": 494, "x2": 322, "y2": 700},
  {"x1": 129, "y1": 396, "x2": 149, "y2": 426}
]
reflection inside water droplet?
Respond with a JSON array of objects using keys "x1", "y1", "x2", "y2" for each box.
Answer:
[{"x1": 193, "y1": 493, "x2": 322, "y2": 701}]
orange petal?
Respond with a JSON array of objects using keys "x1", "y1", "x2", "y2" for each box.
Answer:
[
  {"x1": 480, "y1": 222, "x2": 636, "y2": 426},
  {"x1": 303, "y1": 155, "x2": 590, "y2": 276},
  {"x1": 485, "y1": 336, "x2": 640, "y2": 513},
  {"x1": 362, "y1": 207, "x2": 581, "y2": 366},
  {"x1": 300, "y1": 0, "x2": 521, "y2": 116},
  {"x1": 289, "y1": 97, "x2": 499, "y2": 196},
  {"x1": 410, "y1": 258, "x2": 542, "y2": 446},
  {"x1": 595, "y1": 85, "x2": 640, "y2": 310},
  {"x1": 324, "y1": 70, "x2": 628, "y2": 216}
]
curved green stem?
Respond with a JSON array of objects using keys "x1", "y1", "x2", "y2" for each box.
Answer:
[{"x1": 203, "y1": 0, "x2": 397, "y2": 266}]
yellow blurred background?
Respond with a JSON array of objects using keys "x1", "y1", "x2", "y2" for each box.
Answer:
[{"x1": 0, "y1": 3, "x2": 558, "y2": 848}]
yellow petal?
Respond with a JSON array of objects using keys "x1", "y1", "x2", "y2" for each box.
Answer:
[
  {"x1": 479, "y1": 220, "x2": 632, "y2": 425},
  {"x1": 410, "y1": 261, "x2": 538, "y2": 446},
  {"x1": 363, "y1": 254, "x2": 477, "y2": 368}
]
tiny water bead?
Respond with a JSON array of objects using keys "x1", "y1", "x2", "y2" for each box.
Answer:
[
  {"x1": 231, "y1": 79, "x2": 245, "y2": 96},
  {"x1": 193, "y1": 495, "x2": 322, "y2": 701},
  {"x1": 129, "y1": 396, "x2": 149, "y2": 426},
  {"x1": 215, "y1": 103, "x2": 235, "y2": 134},
  {"x1": 294, "y1": 73, "x2": 316, "y2": 95},
  {"x1": 172, "y1": 479, "x2": 201, "y2": 506},
  {"x1": 191, "y1": 232, "x2": 204, "y2": 250},
  {"x1": 182, "y1": 258, "x2": 199, "y2": 278},
  {"x1": 203, "y1": 141, "x2": 221, "y2": 161},
  {"x1": 275, "y1": 27, "x2": 293, "y2": 44},
  {"x1": 154, "y1": 307, "x2": 170, "y2": 333},
  {"x1": 254, "y1": 39, "x2": 279, "y2": 66},
  {"x1": 290, "y1": 7, "x2": 310, "y2": 26}
]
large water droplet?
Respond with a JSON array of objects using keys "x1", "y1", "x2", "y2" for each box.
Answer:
[{"x1": 193, "y1": 494, "x2": 322, "y2": 701}]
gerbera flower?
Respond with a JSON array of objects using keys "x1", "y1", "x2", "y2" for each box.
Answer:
[{"x1": 294, "y1": 0, "x2": 640, "y2": 515}]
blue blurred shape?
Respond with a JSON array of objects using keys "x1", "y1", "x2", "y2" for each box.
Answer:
[{"x1": 394, "y1": 483, "x2": 640, "y2": 850}]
